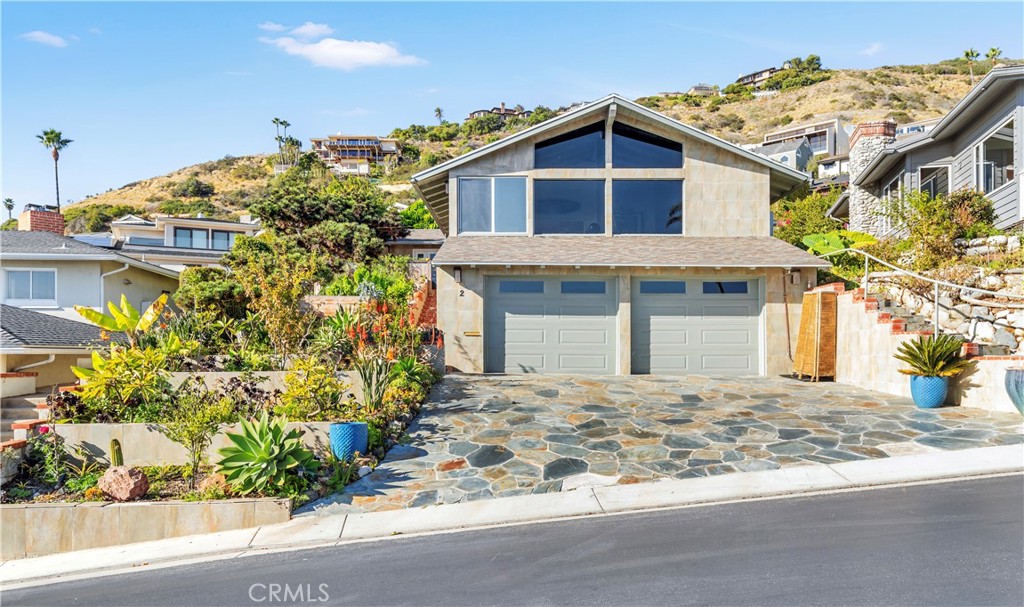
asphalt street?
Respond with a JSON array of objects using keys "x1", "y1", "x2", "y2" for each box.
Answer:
[{"x1": 5, "y1": 475, "x2": 1023, "y2": 606}]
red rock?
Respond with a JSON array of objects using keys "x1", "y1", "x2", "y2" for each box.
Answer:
[
  {"x1": 98, "y1": 466, "x2": 150, "y2": 501},
  {"x1": 438, "y1": 458, "x2": 467, "y2": 472}
]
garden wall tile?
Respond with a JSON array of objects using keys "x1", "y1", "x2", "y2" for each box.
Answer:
[
  {"x1": 1, "y1": 506, "x2": 26, "y2": 559},
  {"x1": 24, "y1": 504, "x2": 74, "y2": 557},
  {"x1": 117, "y1": 503, "x2": 168, "y2": 545},
  {"x1": 72, "y1": 505, "x2": 120, "y2": 552}
]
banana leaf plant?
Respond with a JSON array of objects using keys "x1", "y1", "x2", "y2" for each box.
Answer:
[{"x1": 74, "y1": 293, "x2": 168, "y2": 348}]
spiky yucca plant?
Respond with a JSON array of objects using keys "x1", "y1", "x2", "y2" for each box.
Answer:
[
  {"x1": 216, "y1": 413, "x2": 317, "y2": 495},
  {"x1": 894, "y1": 334, "x2": 971, "y2": 377}
]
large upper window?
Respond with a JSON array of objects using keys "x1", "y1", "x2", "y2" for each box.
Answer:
[
  {"x1": 976, "y1": 118, "x2": 1015, "y2": 194},
  {"x1": 612, "y1": 123, "x2": 682, "y2": 168},
  {"x1": 457, "y1": 177, "x2": 527, "y2": 233},
  {"x1": 612, "y1": 180, "x2": 683, "y2": 234},
  {"x1": 534, "y1": 122, "x2": 605, "y2": 169},
  {"x1": 174, "y1": 227, "x2": 208, "y2": 249},
  {"x1": 533, "y1": 180, "x2": 605, "y2": 234},
  {"x1": 5, "y1": 269, "x2": 56, "y2": 303},
  {"x1": 211, "y1": 230, "x2": 236, "y2": 251}
]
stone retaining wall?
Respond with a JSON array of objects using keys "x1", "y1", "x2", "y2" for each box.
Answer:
[
  {"x1": 829, "y1": 283, "x2": 1022, "y2": 414},
  {"x1": 55, "y1": 422, "x2": 335, "y2": 467},
  {"x1": 0, "y1": 497, "x2": 290, "y2": 559}
]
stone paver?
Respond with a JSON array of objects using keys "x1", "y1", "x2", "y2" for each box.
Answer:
[{"x1": 305, "y1": 375, "x2": 1023, "y2": 515}]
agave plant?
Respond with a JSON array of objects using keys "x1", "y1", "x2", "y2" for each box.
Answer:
[
  {"x1": 894, "y1": 334, "x2": 971, "y2": 377},
  {"x1": 74, "y1": 293, "x2": 169, "y2": 348},
  {"x1": 216, "y1": 413, "x2": 318, "y2": 495},
  {"x1": 391, "y1": 356, "x2": 433, "y2": 386}
]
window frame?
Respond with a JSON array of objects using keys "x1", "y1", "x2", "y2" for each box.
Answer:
[
  {"x1": 532, "y1": 178, "x2": 607, "y2": 235},
  {"x1": 210, "y1": 230, "x2": 235, "y2": 251},
  {"x1": 457, "y1": 176, "x2": 528, "y2": 235},
  {"x1": 611, "y1": 179, "x2": 685, "y2": 236},
  {"x1": 879, "y1": 171, "x2": 904, "y2": 235},
  {"x1": 917, "y1": 165, "x2": 952, "y2": 200},
  {"x1": 974, "y1": 115, "x2": 1016, "y2": 197},
  {"x1": 3, "y1": 267, "x2": 58, "y2": 307},
  {"x1": 173, "y1": 227, "x2": 210, "y2": 249}
]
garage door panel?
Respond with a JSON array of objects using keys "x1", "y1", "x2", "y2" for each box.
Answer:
[
  {"x1": 486, "y1": 277, "x2": 616, "y2": 374},
  {"x1": 632, "y1": 279, "x2": 759, "y2": 376},
  {"x1": 701, "y1": 329, "x2": 753, "y2": 345}
]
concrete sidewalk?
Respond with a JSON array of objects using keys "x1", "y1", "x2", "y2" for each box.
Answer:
[{"x1": 3, "y1": 444, "x2": 1022, "y2": 588}]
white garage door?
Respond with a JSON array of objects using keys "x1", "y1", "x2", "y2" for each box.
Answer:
[
  {"x1": 485, "y1": 277, "x2": 617, "y2": 374},
  {"x1": 631, "y1": 278, "x2": 760, "y2": 375}
]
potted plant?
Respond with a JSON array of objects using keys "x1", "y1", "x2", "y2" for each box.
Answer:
[
  {"x1": 1004, "y1": 367, "x2": 1024, "y2": 414},
  {"x1": 894, "y1": 334, "x2": 971, "y2": 408}
]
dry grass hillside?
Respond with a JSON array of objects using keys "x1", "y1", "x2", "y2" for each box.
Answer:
[
  {"x1": 638, "y1": 67, "x2": 978, "y2": 144},
  {"x1": 70, "y1": 155, "x2": 271, "y2": 213}
]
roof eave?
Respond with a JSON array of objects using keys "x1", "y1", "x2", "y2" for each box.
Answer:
[{"x1": 431, "y1": 260, "x2": 831, "y2": 269}]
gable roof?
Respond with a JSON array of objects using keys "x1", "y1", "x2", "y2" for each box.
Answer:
[
  {"x1": 0, "y1": 304, "x2": 123, "y2": 351},
  {"x1": 853, "y1": 65, "x2": 1024, "y2": 186},
  {"x1": 750, "y1": 137, "x2": 808, "y2": 157},
  {"x1": 385, "y1": 228, "x2": 445, "y2": 245},
  {"x1": 411, "y1": 94, "x2": 809, "y2": 233},
  {"x1": 0, "y1": 231, "x2": 179, "y2": 279}
]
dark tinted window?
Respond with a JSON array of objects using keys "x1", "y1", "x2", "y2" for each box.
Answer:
[
  {"x1": 534, "y1": 122, "x2": 605, "y2": 168},
  {"x1": 499, "y1": 280, "x2": 544, "y2": 294},
  {"x1": 458, "y1": 178, "x2": 492, "y2": 233},
  {"x1": 639, "y1": 281, "x2": 686, "y2": 294},
  {"x1": 612, "y1": 123, "x2": 683, "y2": 168},
  {"x1": 612, "y1": 180, "x2": 683, "y2": 234},
  {"x1": 703, "y1": 281, "x2": 749, "y2": 294},
  {"x1": 534, "y1": 180, "x2": 605, "y2": 234},
  {"x1": 561, "y1": 281, "x2": 606, "y2": 294}
]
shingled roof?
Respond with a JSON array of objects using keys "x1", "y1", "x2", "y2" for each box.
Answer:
[
  {"x1": 431, "y1": 236, "x2": 829, "y2": 268},
  {"x1": 0, "y1": 305, "x2": 122, "y2": 350},
  {"x1": 1, "y1": 231, "x2": 179, "y2": 278}
]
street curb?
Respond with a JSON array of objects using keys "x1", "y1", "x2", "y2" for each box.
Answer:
[{"x1": 2, "y1": 444, "x2": 1022, "y2": 587}]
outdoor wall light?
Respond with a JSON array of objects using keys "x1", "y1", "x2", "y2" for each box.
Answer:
[
  {"x1": 454, "y1": 266, "x2": 462, "y2": 283},
  {"x1": 122, "y1": 279, "x2": 133, "y2": 285}
]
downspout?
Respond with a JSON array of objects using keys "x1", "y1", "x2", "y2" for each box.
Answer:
[
  {"x1": 99, "y1": 263, "x2": 130, "y2": 307},
  {"x1": 14, "y1": 354, "x2": 55, "y2": 372},
  {"x1": 783, "y1": 271, "x2": 793, "y2": 362}
]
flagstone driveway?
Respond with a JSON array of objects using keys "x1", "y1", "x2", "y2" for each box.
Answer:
[{"x1": 305, "y1": 374, "x2": 1023, "y2": 516}]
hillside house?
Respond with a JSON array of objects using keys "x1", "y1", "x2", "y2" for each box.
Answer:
[{"x1": 310, "y1": 134, "x2": 401, "y2": 176}]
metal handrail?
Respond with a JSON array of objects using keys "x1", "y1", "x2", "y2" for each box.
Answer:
[{"x1": 819, "y1": 247, "x2": 1024, "y2": 337}]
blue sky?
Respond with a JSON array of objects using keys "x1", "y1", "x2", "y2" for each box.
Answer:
[{"x1": 3, "y1": 2, "x2": 1022, "y2": 212}]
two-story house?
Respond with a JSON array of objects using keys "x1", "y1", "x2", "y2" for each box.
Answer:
[
  {"x1": 98, "y1": 214, "x2": 261, "y2": 270},
  {"x1": 833, "y1": 66, "x2": 1022, "y2": 234},
  {"x1": 411, "y1": 94, "x2": 828, "y2": 376}
]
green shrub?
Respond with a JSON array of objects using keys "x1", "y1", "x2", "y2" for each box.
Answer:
[
  {"x1": 156, "y1": 376, "x2": 234, "y2": 489},
  {"x1": 278, "y1": 357, "x2": 352, "y2": 421},
  {"x1": 323, "y1": 256, "x2": 416, "y2": 306},
  {"x1": 881, "y1": 189, "x2": 998, "y2": 269},
  {"x1": 168, "y1": 175, "x2": 215, "y2": 198},
  {"x1": 399, "y1": 199, "x2": 439, "y2": 229},
  {"x1": 771, "y1": 188, "x2": 843, "y2": 246},
  {"x1": 173, "y1": 266, "x2": 249, "y2": 319},
  {"x1": 157, "y1": 199, "x2": 218, "y2": 216},
  {"x1": 71, "y1": 347, "x2": 172, "y2": 423},
  {"x1": 216, "y1": 413, "x2": 318, "y2": 496}
]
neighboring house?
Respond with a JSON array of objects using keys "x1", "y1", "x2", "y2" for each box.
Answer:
[
  {"x1": 762, "y1": 118, "x2": 850, "y2": 157},
  {"x1": 735, "y1": 67, "x2": 781, "y2": 89},
  {"x1": 310, "y1": 133, "x2": 401, "y2": 176},
  {"x1": 817, "y1": 153, "x2": 849, "y2": 178},
  {"x1": 466, "y1": 102, "x2": 531, "y2": 122},
  {"x1": 411, "y1": 94, "x2": 828, "y2": 377},
  {"x1": 1, "y1": 305, "x2": 120, "y2": 393},
  {"x1": 384, "y1": 228, "x2": 445, "y2": 261},
  {"x1": 748, "y1": 137, "x2": 813, "y2": 172},
  {"x1": 1, "y1": 228, "x2": 179, "y2": 322},
  {"x1": 895, "y1": 118, "x2": 941, "y2": 139},
  {"x1": 686, "y1": 83, "x2": 717, "y2": 97},
  {"x1": 102, "y1": 214, "x2": 261, "y2": 271},
  {"x1": 834, "y1": 66, "x2": 1023, "y2": 235}
]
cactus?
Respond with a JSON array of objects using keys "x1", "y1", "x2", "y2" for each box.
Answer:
[{"x1": 110, "y1": 438, "x2": 124, "y2": 467}]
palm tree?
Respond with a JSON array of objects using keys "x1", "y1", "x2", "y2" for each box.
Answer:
[
  {"x1": 986, "y1": 47, "x2": 1002, "y2": 64},
  {"x1": 36, "y1": 129, "x2": 72, "y2": 212},
  {"x1": 3, "y1": 198, "x2": 14, "y2": 220},
  {"x1": 279, "y1": 120, "x2": 292, "y2": 164},
  {"x1": 434, "y1": 107, "x2": 444, "y2": 124},
  {"x1": 272, "y1": 117, "x2": 283, "y2": 158},
  {"x1": 964, "y1": 48, "x2": 980, "y2": 84}
]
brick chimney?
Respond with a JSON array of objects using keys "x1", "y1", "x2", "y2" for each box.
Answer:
[
  {"x1": 500, "y1": 101, "x2": 506, "y2": 114},
  {"x1": 847, "y1": 120, "x2": 896, "y2": 235},
  {"x1": 18, "y1": 207, "x2": 66, "y2": 235}
]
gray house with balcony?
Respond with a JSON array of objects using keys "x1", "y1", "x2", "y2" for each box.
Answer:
[
  {"x1": 833, "y1": 66, "x2": 1023, "y2": 234},
  {"x1": 411, "y1": 94, "x2": 827, "y2": 377}
]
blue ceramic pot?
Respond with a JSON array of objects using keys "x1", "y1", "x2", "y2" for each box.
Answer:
[
  {"x1": 1003, "y1": 368, "x2": 1024, "y2": 415},
  {"x1": 329, "y1": 422, "x2": 368, "y2": 461},
  {"x1": 909, "y1": 375, "x2": 949, "y2": 409}
]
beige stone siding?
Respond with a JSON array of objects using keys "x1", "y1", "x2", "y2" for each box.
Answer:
[
  {"x1": 437, "y1": 265, "x2": 812, "y2": 376},
  {"x1": 445, "y1": 118, "x2": 771, "y2": 239}
]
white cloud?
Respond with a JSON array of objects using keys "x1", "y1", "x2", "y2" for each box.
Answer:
[
  {"x1": 859, "y1": 42, "x2": 884, "y2": 56},
  {"x1": 20, "y1": 30, "x2": 68, "y2": 48},
  {"x1": 289, "y1": 22, "x2": 334, "y2": 39},
  {"x1": 261, "y1": 35, "x2": 425, "y2": 71},
  {"x1": 88, "y1": 27, "x2": 102, "y2": 35},
  {"x1": 258, "y1": 21, "x2": 287, "y2": 32}
]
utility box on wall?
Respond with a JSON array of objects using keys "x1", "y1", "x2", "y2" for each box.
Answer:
[{"x1": 793, "y1": 290, "x2": 837, "y2": 381}]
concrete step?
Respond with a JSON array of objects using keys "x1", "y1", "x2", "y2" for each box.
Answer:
[
  {"x1": 1, "y1": 394, "x2": 50, "y2": 408},
  {"x1": 0, "y1": 406, "x2": 38, "y2": 421},
  {"x1": 978, "y1": 344, "x2": 1014, "y2": 356}
]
